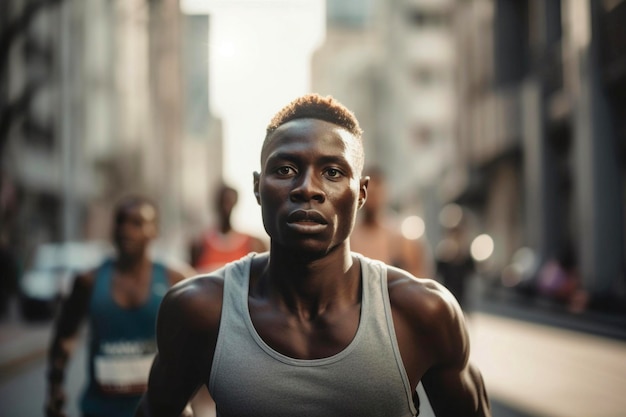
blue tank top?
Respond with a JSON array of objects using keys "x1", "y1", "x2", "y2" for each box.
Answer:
[{"x1": 81, "y1": 259, "x2": 169, "y2": 417}]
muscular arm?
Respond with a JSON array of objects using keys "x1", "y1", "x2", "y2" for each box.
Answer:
[
  {"x1": 419, "y1": 287, "x2": 490, "y2": 417},
  {"x1": 135, "y1": 276, "x2": 223, "y2": 417},
  {"x1": 389, "y1": 270, "x2": 490, "y2": 417},
  {"x1": 46, "y1": 273, "x2": 94, "y2": 417}
]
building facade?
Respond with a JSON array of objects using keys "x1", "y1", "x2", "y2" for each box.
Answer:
[
  {"x1": 452, "y1": 0, "x2": 626, "y2": 308},
  {"x1": 1, "y1": 0, "x2": 221, "y2": 269},
  {"x1": 312, "y1": 0, "x2": 457, "y2": 249}
]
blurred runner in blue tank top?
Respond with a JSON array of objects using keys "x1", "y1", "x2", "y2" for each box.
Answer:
[{"x1": 45, "y1": 196, "x2": 193, "y2": 417}]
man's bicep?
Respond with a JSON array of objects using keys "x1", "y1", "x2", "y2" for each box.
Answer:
[
  {"x1": 422, "y1": 361, "x2": 491, "y2": 417},
  {"x1": 421, "y1": 284, "x2": 490, "y2": 416},
  {"x1": 141, "y1": 282, "x2": 217, "y2": 417},
  {"x1": 141, "y1": 353, "x2": 198, "y2": 417}
]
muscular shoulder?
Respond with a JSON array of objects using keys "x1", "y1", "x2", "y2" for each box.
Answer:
[
  {"x1": 159, "y1": 273, "x2": 224, "y2": 334},
  {"x1": 387, "y1": 266, "x2": 468, "y2": 365},
  {"x1": 387, "y1": 267, "x2": 457, "y2": 320}
]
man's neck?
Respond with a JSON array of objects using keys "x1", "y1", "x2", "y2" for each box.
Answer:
[
  {"x1": 259, "y1": 245, "x2": 359, "y2": 316},
  {"x1": 218, "y1": 217, "x2": 232, "y2": 234},
  {"x1": 115, "y1": 255, "x2": 150, "y2": 276}
]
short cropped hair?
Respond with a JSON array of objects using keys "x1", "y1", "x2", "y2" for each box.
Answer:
[
  {"x1": 114, "y1": 195, "x2": 158, "y2": 222},
  {"x1": 262, "y1": 94, "x2": 365, "y2": 173},
  {"x1": 266, "y1": 94, "x2": 363, "y2": 138}
]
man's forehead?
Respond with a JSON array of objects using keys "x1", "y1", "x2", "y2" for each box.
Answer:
[
  {"x1": 263, "y1": 118, "x2": 360, "y2": 159},
  {"x1": 139, "y1": 204, "x2": 157, "y2": 220},
  {"x1": 117, "y1": 203, "x2": 156, "y2": 221}
]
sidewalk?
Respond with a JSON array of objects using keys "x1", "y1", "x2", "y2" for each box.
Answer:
[
  {"x1": 0, "y1": 299, "x2": 52, "y2": 384},
  {"x1": 468, "y1": 312, "x2": 626, "y2": 417},
  {"x1": 473, "y1": 283, "x2": 626, "y2": 341}
]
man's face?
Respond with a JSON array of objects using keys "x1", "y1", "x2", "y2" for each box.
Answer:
[
  {"x1": 112, "y1": 203, "x2": 157, "y2": 258},
  {"x1": 254, "y1": 118, "x2": 367, "y2": 256}
]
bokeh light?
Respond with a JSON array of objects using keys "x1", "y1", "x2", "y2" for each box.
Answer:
[
  {"x1": 401, "y1": 215, "x2": 425, "y2": 240},
  {"x1": 438, "y1": 203, "x2": 463, "y2": 229},
  {"x1": 470, "y1": 234, "x2": 494, "y2": 262}
]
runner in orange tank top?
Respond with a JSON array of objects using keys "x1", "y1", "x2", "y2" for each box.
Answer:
[
  {"x1": 191, "y1": 183, "x2": 267, "y2": 274},
  {"x1": 195, "y1": 229, "x2": 254, "y2": 273}
]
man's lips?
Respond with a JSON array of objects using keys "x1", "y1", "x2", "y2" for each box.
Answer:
[
  {"x1": 286, "y1": 210, "x2": 328, "y2": 234},
  {"x1": 287, "y1": 209, "x2": 328, "y2": 225}
]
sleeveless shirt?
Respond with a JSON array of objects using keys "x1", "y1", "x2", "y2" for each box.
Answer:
[
  {"x1": 208, "y1": 253, "x2": 419, "y2": 417},
  {"x1": 81, "y1": 259, "x2": 169, "y2": 417}
]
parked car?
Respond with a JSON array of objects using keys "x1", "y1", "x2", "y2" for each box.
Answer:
[{"x1": 19, "y1": 241, "x2": 111, "y2": 321}]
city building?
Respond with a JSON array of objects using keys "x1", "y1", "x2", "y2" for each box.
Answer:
[
  {"x1": 1, "y1": 0, "x2": 222, "y2": 272},
  {"x1": 312, "y1": 0, "x2": 457, "y2": 248},
  {"x1": 451, "y1": 0, "x2": 626, "y2": 309}
]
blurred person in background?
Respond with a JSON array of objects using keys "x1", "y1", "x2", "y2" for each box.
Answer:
[
  {"x1": 0, "y1": 173, "x2": 20, "y2": 319},
  {"x1": 0, "y1": 232, "x2": 20, "y2": 319},
  {"x1": 189, "y1": 182, "x2": 267, "y2": 274},
  {"x1": 45, "y1": 195, "x2": 193, "y2": 417},
  {"x1": 537, "y1": 243, "x2": 588, "y2": 313},
  {"x1": 350, "y1": 166, "x2": 433, "y2": 278},
  {"x1": 435, "y1": 215, "x2": 475, "y2": 310},
  {"x1": 136, "y1": 94, "x2": 490, "y2": 417}
]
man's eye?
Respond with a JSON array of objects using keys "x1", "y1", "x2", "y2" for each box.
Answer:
[
  {"x1": 276, "y1": 166, "x2": 293, "y2": 175},
  {"x1": 325, "y1": 168, "x2": 342, "y2": 178}
]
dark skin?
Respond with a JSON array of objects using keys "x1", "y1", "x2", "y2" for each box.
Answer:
[
  {"x1": 136, "y1": 119, "x2": 490, "y2": 417},
  {"x1": 45, "y1": 202, "x2": 191, "y2": 417}
]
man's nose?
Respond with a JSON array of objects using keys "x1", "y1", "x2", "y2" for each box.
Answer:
[{"x1": 290, "y1": 169, "x2": 325, "y2": 203}]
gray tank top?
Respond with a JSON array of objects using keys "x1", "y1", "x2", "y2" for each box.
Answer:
[{"x1": 208, "y1": 253, "x2": 418, "y2": 417}]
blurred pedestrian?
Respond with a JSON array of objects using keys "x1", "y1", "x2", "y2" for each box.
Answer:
[
  {"x1": 350, "y1": 166, "x2": 433, "y2": 278},
  {"x1": 45, "y1": 196, "x2": 193, "y2": 417},
  {"x1": 435, "y1": 205, "x2": 475, "y2": 310},
  {"x1": 189, "y1": 183, "x2": 267, "y2": 274},
  {"x1": 0, "y1": 232, "x2": 19, "y2": 319},
  {"x1": 537, "y1": 244, "x2": 588, "y2": 313},
  {"x1": 136, "y1": 94, "x2": 490, "y2": 417}
]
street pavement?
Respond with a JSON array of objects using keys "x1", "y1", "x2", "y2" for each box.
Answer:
[
  {"x1": 467, "y1": 311, "x2": 626, "y2": 417},
  {"x1": 1, "y1": 294, "x2": 626, "y2": 417}
]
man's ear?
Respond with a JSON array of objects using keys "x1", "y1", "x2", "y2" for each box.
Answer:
[
  {"x1": 253, "y1": 172, "x2": 261, "y2": 205},
  {"x1": 358, "y1": 176, "x2": 369, "y2": 209}
]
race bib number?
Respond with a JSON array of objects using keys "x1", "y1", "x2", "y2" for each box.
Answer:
[{"x1": 94, "y1": 341, "x2": 156, "y2": 395}]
